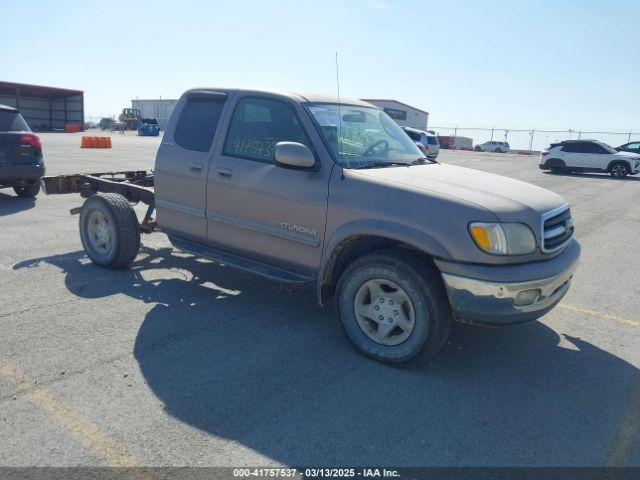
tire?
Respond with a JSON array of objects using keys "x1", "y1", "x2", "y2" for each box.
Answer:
[
  {"x1": 13, "y1": 181, "x2": 40, "y2": 198},
  {"x1": 495, "y1": 148, "x2": 501, "y2": 153},
  {"x1": 474, "y1": 146, "x2": 481, "y2": 151},
  {"x1": 336, "y1": 249, "x2": 452, "y2": 364},
  {"x1": 79, "y1": 193, "x2": 140, "y2": 268},
  {"x1": 546, "y1": 159, "x2": 566, "y2": 174},
  {"x1": 609, "y1": 162, "x2": 629, "y2": 178}
]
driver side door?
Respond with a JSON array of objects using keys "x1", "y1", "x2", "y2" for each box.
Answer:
[{"x1": 205, "y1": 95, "x2": 332, "y2": 277}]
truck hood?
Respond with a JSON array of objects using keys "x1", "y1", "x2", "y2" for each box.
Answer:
[{"x1": 352, "y1": 163, "x2": 566, "y2": 222}]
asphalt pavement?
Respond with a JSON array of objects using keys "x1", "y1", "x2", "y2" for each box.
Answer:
[{"x1": 0, "y1": 132, "x2": 638, "y2": 468}]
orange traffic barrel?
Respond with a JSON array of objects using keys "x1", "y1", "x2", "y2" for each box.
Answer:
[{"x1": 81, "y1": 136, "x2": 112, "y2": 148}]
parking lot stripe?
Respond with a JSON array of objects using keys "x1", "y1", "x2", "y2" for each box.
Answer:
[
  {"x1": 0, "y1": 357, "x2": 139, "y2": 468},
  {"x1": 604, "y1": 373, "x2": 640, "y2": 466},
  {"x1": 559, "y1": 304, "x2": 640, "y2": 328}
]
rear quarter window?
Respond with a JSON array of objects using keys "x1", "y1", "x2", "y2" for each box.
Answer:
[
  {"x1": 0, "y1": 111, "x2": 31, "y2": 132},
  {"x1": 404, "y1": 130, "x2": 421, "y2": 142},
  {"x1": 174, "y1": 97, "x2": 226, "y2": 152}
]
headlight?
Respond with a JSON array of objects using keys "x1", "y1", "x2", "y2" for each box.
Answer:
[{"x1": 469, "y1": 222, "x2": 537, "y2": 255}]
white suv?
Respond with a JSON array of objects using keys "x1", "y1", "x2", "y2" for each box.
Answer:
[
  {"x1": 401, "y1": 126, "x2": 440, "y2": 160},
  {"x1": 474, "y1": 141, "x2": 509, "y2": 153},
  {"x1": 539, "y1": 140, "x2": 640, "y2": 178}
]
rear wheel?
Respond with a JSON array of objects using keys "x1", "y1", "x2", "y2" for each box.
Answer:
[
  {"x1": 336, "y1": 249, "x2": 452, "y2": 364},
  {"x1": 546, "y1": 159, "x2": 566, "y2": 174},
  {"x1": 610, "y1": 162, "x2": 629, "y2": 178},
  {"x1": 79, "y1": 193, "x2": 140, "y2": 268},
  {"x1": 13, "y1": 181, "x2": 40, "y2": 198}
]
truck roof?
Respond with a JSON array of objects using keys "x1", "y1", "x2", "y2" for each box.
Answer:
[{"x1": 182, "y1": 88, "x2": 374, "y2": 108}]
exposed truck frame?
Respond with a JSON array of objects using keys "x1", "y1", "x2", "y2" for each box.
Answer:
[{"x1": 43, "y1": 171, "x2": 158, "y2": 233}]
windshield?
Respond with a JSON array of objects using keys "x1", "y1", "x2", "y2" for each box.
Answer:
[
  {"x1": 306, "y1": 103, "x2": 424, "y2": 168},
  {"x1": 0, "y1": 110, "x2": 31, "y2": 132},
  {"x1": 598, "y1": 142, "x2": 616, "y2": 153}
]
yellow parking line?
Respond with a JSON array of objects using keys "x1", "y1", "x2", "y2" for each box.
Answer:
[
  {"x1": 559, "y1": 303, "x2": 640, "y2": 328},
  {"x1": 0, "y1": 358, "x2": 139, "y2": 468},
  {"x1": 604, "y1": 373, "x2": 640, "y2": 466}
]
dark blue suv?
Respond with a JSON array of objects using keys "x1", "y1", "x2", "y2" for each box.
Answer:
[{"x1": 0, "y1": 104, "x2": 45, "y2": 197}]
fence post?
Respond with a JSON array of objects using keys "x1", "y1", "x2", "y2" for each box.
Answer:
[
  {"x1": 529, "y1": 128, "x2": 535, "y2": 152},
  {"x1": 578, "y1": 129, "x2": 582, "y2": 140},
  {"x1": 629, "y1": 131, "x2": 632, "y2": 143},
  {"x1": 490, "y1": 126, "x2": 494, "y2": 142}
]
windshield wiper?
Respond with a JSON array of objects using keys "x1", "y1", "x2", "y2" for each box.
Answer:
[
  {"x1": 411, "y1": 157, "x2": 438, "y2": 165},
  {"x1": 354, "y1": 161, "x2": 412, "y2": 169}
]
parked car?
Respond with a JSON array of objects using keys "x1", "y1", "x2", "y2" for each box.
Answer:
[
  {"x1": 99, "y1": 118, "x2": 115, "y2": 130},
  {"x1": 0, "y1": 104, "x2": 44, "y2": 198},
  {"x1": 539, "y1": 139, "x2": 640, "y2": 178},
  {"x1": 616, "y1": 141, "x2": 640, "y2": 155},
  {"x1": 474, "y1": 141, "x2": 510, "y2": 153},
  {"x1": 43, "y1": 88, "x2": 579, "y2": 364},
  {"x1": 401, "y1": 126, "x2": 439, "y2": 160}
]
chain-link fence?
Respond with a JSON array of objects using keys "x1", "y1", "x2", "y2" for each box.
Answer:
[
  {"x1": 83, "y1": 113, "x2": 638, "y2": 153},
  {"x1": 429, "y1": 126, "x2": 639, "y2": 153}
]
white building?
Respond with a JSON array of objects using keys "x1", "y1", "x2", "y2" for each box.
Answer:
[
  {"x1": 360, "y1": 99, "x2": 429, "y2": 130},
  {"x1": 131, "y1": 98, "x2": 179, "y2": 130}
]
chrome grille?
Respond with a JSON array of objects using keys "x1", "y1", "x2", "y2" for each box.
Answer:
[{"x1": 542, "y1": 207, "x2": 573, "y2": 253}]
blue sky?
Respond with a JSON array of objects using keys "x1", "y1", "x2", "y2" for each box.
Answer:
[{"x1": 2, "y1": 0, "x2": 639, "y2": 132}]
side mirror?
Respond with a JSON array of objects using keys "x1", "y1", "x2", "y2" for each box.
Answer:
[{"x1": 274, "y1": 142, "x2": 316, "y2": 170}]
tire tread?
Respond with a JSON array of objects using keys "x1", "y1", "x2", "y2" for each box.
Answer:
[
  {"x1": 336, "y1": 248, "x2": 452, "y2": 363},
  {"x1": 81, "y1": 193, "x2": 140, "y2": 268}
]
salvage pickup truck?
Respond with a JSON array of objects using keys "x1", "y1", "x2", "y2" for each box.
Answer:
[{"x1": 43, "y1": 88, "x2": 580, "y2": 363}]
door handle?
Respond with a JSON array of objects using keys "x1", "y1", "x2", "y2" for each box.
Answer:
[
  {"x1": 189, "y1": 164, "x2": 204, "y2": 173},
  {"x1": 216, "y1": 168, "x2": 232, "y2": 179}
]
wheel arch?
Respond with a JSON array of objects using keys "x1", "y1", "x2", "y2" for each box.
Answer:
[
  {"x1": 317, "y1": 220, "x2": 450, "y2": 306},
  {"x1": 543, "y1": 157, "x2": 565, "y2": 169},
  {"x1": 606, "y1": 159, "x2": 631, "y2": 172}
]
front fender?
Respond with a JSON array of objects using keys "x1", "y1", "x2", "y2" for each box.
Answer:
[{"x1": 317, "y1": 219, "x2": 452, "y2": 304}]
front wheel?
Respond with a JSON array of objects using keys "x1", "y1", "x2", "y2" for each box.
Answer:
[
  {"x1": 610, "y1": 163, "x2": 629, "y2": 178},
  {"x1": 336, "y1": 249, "x2": 452, "y2": 364},
  {"x1": 79, "y1": 193, "x2": 141, "y2": 268}
]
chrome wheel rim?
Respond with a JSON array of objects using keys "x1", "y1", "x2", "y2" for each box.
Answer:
[
  {"x1": 353, "y1": 278, "x2": 416, "y2": 346},
  {"x1": 612, "y1": 165, "x2": 626, "y2": 177},
  {"x1": 87, "y1": 210, "x2": 113, "y2": 253}
]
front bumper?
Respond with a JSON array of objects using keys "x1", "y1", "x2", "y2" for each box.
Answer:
[{"x1": 436, "y1": 240, "x2": 580, "y2": 325}]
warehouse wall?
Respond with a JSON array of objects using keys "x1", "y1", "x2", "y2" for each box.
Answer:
[
  {"x1": 362, "y1": 99, "x2": 429, "y2": 130},
  {"x1": 0, "y1": 93, "x2": 83, "y2": 131},
  {"x1": 132, "y1": 99, "x2": 178, "y2": 130}
]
